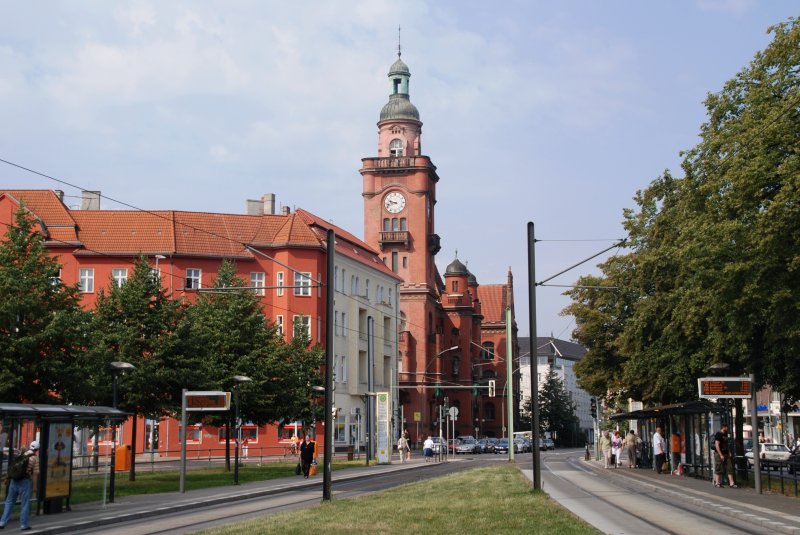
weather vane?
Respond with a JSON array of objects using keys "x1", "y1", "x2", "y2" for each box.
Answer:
[{"x1": 398, "y1": 25, "x2": 402, "y2": 58}]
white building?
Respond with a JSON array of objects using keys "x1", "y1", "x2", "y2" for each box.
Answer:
[
  {"x1": 518, "y1": 337, "x2": 594, "y2": 443},
  {"x1": 298, "y1": 210, "x2": 403, "y2": 452}
]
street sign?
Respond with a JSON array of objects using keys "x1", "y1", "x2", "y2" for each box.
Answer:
[
  {"x1": 185, "y1": 391, "x2": 231, "y2": 411},
  {"x1": 697, "y1": 377, "x2": 752, "y2": 399},
  {"x1": 448, "y1": 406, "x2": 459, "y2": 420},
  {"x1": 413, "y1": 411, "x2": 421, "y2": 422}
]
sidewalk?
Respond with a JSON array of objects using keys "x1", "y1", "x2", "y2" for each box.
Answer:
[
  {"x1": 6, "y1": 459, "x2": 430, "y2": 534},
  {"x1": 569, "y1": 458, "x2": 800, "y2": 535}
]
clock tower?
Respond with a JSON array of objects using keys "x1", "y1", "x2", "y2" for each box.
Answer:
[{"x1": 361, "y1": 51, "x2": 444, "y2": 436}]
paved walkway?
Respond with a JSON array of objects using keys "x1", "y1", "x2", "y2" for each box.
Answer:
[
  {"x1": 3, "y1": 460, "x2": 428, "y2": 534},
  {"x1": 522, "y1": 454, "x2": 800, "y2": 535}
]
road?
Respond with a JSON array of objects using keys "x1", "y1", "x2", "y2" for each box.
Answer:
[{"x1": 529, "y1": 449, "x2": 770, "y2": 535}]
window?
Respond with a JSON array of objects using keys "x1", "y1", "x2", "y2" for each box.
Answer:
[
  {"x1": 391, "y1": 218, "x2": 399, "y2": 231},
  {"x1": 400, "y1": 218, "x2": 407, "y2": 231},
  {"x1": 391, "y1": 252, "x2": 398, "y2": 272},
  {"x1": 383, "y1": 218, "x2": 390, "y2": 231},
  {"x1": 79, "y1": 268, "x2": 94, "y2": 293},
  {"x1": 389, "y1": 289, "x2": 393, "y2": 306},
  {"x1": 186, "y1": 268, "x2": 201, "y2": 290},
  {"x1": 334, "y1": 312, "x2": 340, "y2": 336},
  {"x1": 402, "y1": 256, "x2": 408, "y2": 268},
  {"x1": 338, "y1": 354, "x2": 347, "y2": 384},
  {"x1": 276, "y1": 315, "x2": 284, "y2": 337},
  {"x1": 111, "y1": 268, "x2": 128, "y2": 287},
  {"x1": 452, "y1": 280, "x2": 459, "y2": 293},
  {"x1": 334, "y1": 266, "x2": 339, "y2": 291},
  {"x1": 50, "y1": 268, "x2": 62, "y2": 286},
  {"x1": 452, "y1": 357, "x2": 460, "y2": 376},
  {"x1": 377, "y1": 286, "x2": 384, "y2": 303},
  {"x1": 365, "y1": 279, "x2": 370, "y2": 300},
  {"x1": 294, "y1": 272, "x2": 311, "y2": 296},
  {"x1": 389, "y1": 138, "x2": 404, "y2": 157},
  {"x1": 250, "y1": 272, "x2": 265, "y2": 296},
  {"x1": 334, "y1": 422, "x2": 347, "y2": 444},
  {"x1": 484, "y1": 403, "x2": 496, "y2": 420},
  {"x1": 179, "y1": 425, "x2": 202, "y2": 443},
  {"x1": 293, "y1": 315, "x2": 311, "y2": 338},
  {"x1": 276, "y1": 271, "x2": 285, "y2": 296},
  {"x1": 341, "y1": 313, "x2": 347, "y2": 337},
  {"x1": 481, "y1": 342, "x2": 495, "y2": 361}
]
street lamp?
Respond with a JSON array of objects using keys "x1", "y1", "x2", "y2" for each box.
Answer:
[
  {"x1": 232, "y1": 375, "x2": 252, "y2": 485},
  {"x1": 109, "y1": 361, "x2": 135, "y2": 504}
]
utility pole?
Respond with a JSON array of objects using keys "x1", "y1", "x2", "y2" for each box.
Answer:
[{"x1": 528, "y1": 222, "x2": 542, "y2": 490}]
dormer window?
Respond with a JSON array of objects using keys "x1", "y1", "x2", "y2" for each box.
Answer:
[{"x1": 389, "y1": 139, "x2": 404, "y2": 157}]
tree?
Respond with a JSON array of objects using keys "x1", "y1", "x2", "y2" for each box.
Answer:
[
  {"x1": 567, "y1": 17, "x2": 800, "y2": 404},
  {"x1": 177, "y1": 260, "x2": 324, "y2": 425},
  {"x1": 0, "y1": 206, "x2": 90, "y2": 403},
  {"x1": 525, "y1": 369, "x2": 579, "y2": 446}
]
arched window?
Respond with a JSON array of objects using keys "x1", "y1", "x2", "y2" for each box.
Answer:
[
  {"x1": 483, "y1": 403, "x2": 496, "y2": 421},
  {"x1": 452, "y1": 356, "x2": 460, "y2": 376},
  {"x1": 452, "y1": 280, "x2": 459, "y2": 292},
  {"x1": 389, "y1": 138, "x2": 404, "y2": 157}
]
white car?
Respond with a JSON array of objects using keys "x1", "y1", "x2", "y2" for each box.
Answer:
[{"x1": 745, "y1": 443, "x2": 791, "y2": 469}]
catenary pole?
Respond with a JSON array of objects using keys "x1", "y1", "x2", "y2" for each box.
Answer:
[
  {"x1": 323, "y1": 229, "x2": 335, "y2": 500},
  {"x1": 528, "y1": 222, "x2": 542, "y2": 490},
  {"x1": 506, "y1": 304, "x2": 514, "y2": 462}
]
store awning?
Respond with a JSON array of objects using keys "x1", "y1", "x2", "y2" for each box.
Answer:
[
  {"x1": 610, "y1": 399, "x2": 724, "y2": 421},
  {"x1": 0, "y1": 403, "x2": 130, "y2": 423}
]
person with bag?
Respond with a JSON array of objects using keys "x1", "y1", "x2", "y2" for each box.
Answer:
[
  {"x1": 624, "y1": 430, "x2": 638, "y2": 468},
  {"x1": 299, "y1": 433, "x2": 315, "y2": 479},
  {"x1": 397, "y1": 435, "x2": 408, "y2": 463},
  {"x1": 713, "y1": 423, "x2": 737, "y2": 488},
  {"x1": 0, "y1": 440, "x2": 40, "y2": 531}
]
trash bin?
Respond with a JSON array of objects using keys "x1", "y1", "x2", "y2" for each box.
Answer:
[
  {"x1": 347, "y1": 445, "x2": 354, "y2": 461},
  {"x1": 115, "y1": 444, "x2": 131, "y2": 471}
]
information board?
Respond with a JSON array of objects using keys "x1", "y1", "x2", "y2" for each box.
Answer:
[
  {"x1": 697, "y1": 377, "x2": 752, "y2": 399},
  {"x1": 375, "y1": 391, "x2": 391, "y2": 464},
  {"x1": 185, "y1": 391, "x2": 231, "y2": 411}
]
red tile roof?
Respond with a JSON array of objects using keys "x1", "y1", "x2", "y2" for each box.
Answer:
[
  {"x1": 478, "y1": 284, "x2": 508, "y2": 324},
  {"x1": 1, "y1": 190, "x2": 79, "y2": 243},
  {"x1": 296, "y1": 208, "x2": 402, "y2": 280}
]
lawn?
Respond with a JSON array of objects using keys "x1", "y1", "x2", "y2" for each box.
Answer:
[
  {"x1": 197, "y1": 464, "x2": 601, "y2": 535},
  {"x1": 68, "y1": 459, "x2": 366, "y2": 504}
]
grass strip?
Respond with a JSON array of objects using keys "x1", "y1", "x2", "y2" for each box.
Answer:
[
  {"x1": 68, "y1": 460, "x2": 365, "y2": 504},
  {"x1": 198, "y1": 464, "x2": 601, "y2": 535}
]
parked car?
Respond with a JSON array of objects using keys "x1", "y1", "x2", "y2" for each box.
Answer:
[
  {"x1": 456, "y1": 437, "x2": 481, "y2": 454},
  {"x1": 745, "y1": 443, "x2": 792, "y2": 469},
  {"x1": 431, "y1": 436, "x2": 444, "y2": 454},
  {"x1": 448, "y1": 438, "x2": 460, "y2": 453},
  {"x1": 479, "y1": 437, "x2": 497, "y2": 453},
  {"x1": 514, "y1": 437, "x2": 529, "y2": 453},
  {"x1": 494, "y1": 438, "x2": 510, "y2": 454},
  {"x1": 543, "y1": 438, "x2": 555, "y2": 450},
  {"x1": 788, "y1": 448, "x2": 800, "y2": 474}
]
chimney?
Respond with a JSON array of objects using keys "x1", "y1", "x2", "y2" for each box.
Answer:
[
  {"x1": 81, "y1": 191, "x2": 101, "y2": 210},
  {"x1": 262, "y1": 193, "x2": 276, "y2": 215},
  {"x1": 54, "y1": 190, "x2": 64, "y2": 202},
  {"x1": 281, "y1": 205, "x2": 291, "y2": 215},
  {"x1": 246, "y1": 199, "x2": 263, "y2": 215}
]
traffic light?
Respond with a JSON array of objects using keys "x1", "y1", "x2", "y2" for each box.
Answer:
[
  {"x1": 590, "y1": 397, "x2": 597, "y2": 418},
  {"x1": 472, "y1": 383, "x2": 478, "y2": 396},
  {"x1": 488, "y1": 380, "x2": 496, "y2": 397},
  {"x1": 434, "y1": 384, "x2": 442, "y2": 398}
]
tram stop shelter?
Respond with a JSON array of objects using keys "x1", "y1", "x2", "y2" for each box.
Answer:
[
  {"x1": 611, "y1": 399, "x2": 726, "y2": 479},
  {"x1": 1, "y1": 403, "x2": 129, "y2": 515}
]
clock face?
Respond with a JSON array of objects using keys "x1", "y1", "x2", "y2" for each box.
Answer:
[{"x1": 384, "y1": 191, "x2": 406, "y2": 213}]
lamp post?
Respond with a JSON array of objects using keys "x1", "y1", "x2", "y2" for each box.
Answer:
[
  {"x1": 311, "y1": 384, "x2": 332, "y2": 500},
  {"x1": 109, "y1": 361, "x2": 135, "y2": 504},
  {"x1": 232, "y1": 375, "x2": 252, "y2": 485}
]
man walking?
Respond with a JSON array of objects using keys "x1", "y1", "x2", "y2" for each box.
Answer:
[
  {"x1": 299, "y1": 433, "x2": 315, "y2": 478},
  {"x1": 713, "y1": 423, "x2": 737, "y2": 488},
  {"x1": 653, "y1": 427, "x2": 666, "y2": 474},
  {"x1": 0, "y1": 440, "x2": 40, "y2": 531}
]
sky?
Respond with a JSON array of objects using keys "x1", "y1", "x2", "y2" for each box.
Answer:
[{"x1": 1, "y1": 1, "x2": 797, "y2": 339}]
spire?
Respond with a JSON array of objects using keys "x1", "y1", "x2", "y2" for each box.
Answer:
[
  {"x1": 398, "y1": 25, "x2": 402, "y2": 59},
  {"x1": 380, "y1": 36, "x2": 419, "y2": 122}
]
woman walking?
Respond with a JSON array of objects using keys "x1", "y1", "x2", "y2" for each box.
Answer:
[
  {"x1": 600, "y1": 431, "x2": 612, "y2": 468},
  {"x1": 611, "y1": 430, "x2": 623, "y2": 468}
]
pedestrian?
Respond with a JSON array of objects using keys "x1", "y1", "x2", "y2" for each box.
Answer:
[
  {"x1": 670, "y1": 430, "x2": 682, "y2": 475},
  {"x1": 611, "y1": 430, "x2": 623, "y2": 468},
  {"x1": 423, "y1": 436, "x2": 434, "y2": 462},
  {"x1": 299, "y1": 433, "x2": 315, "y2": 478},
  {"x1": 397, "y1": 434, "x2": 408, "y2": 463},
  {"x1": 625, "y1": 430, "x2": 638, "y2": 468},
  {"x1": 600, "y1": 431, "x2": 612, "y2": 468},
  {"x1": 403, "y1": 429, "x2": 412, "y2": 461},
  {"x1": 653, "y1": 426, "x2": 667, "y2": 474},
  {"x1": 758, "y1": 431, "x2": 767, "y2": 444},
  {"x1": 242, "y1": 437, "x2": 249, "y2": 459},
  {"x1": 713, "y1": 423, "x2": 737, "y2": 488},
  {"x1": 0, "y1": 440, "x2": 40, "y2": 531}
]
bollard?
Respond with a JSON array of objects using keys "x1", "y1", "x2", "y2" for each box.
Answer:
[{"x1": 585, "y1": 444, "x2": 590, "y2": 461}]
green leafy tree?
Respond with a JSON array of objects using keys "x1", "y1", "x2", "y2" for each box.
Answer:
[
  {"x1": 524, "y1": 369, "x2": 579, "y2": 446},
  {"x1": 178, "y1": 260, "x2": 324, "y2": 425},
  {"x1": 86, "y1": 256, "x2": 184, "y2": 414},
  {"x1": 0, "y1": 206, "x2": 90, "y2": 403}
]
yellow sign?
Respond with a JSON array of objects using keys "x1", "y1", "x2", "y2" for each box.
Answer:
[
  {"x1": 46, "y1": 422, "x2": 72, "y2": 498},
  {"x1": 414, "y1": 412, "x2": 421, "y2": 422}
]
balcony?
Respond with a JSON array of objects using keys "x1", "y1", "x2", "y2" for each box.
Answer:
[
  {"x1": 374, "y1": 156, "x2": 418, "y2": 169},
  {"x1": 379, "y1": 231, "x2": 410, "y2": 248}
]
